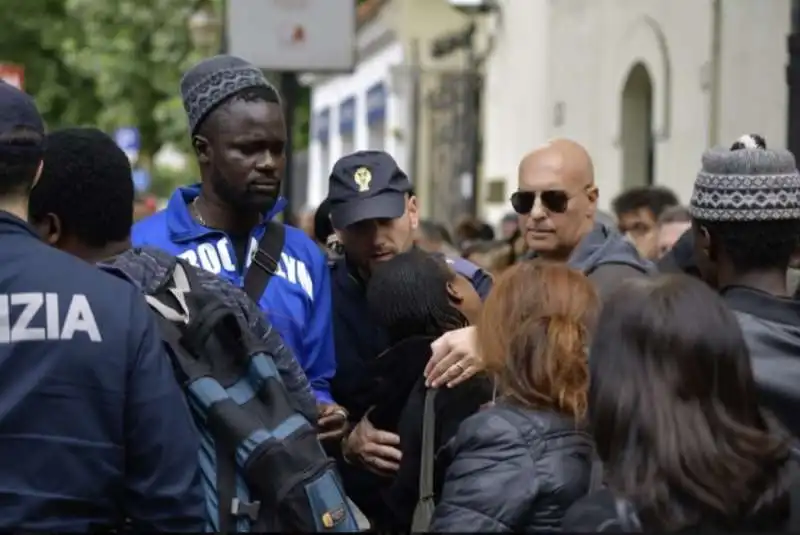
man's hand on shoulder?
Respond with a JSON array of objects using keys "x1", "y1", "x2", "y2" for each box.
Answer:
[{"x1": 425, "y1": 326, "x2": 484, "y2": 388}]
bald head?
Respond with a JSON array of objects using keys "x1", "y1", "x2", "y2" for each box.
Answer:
[
  {"x1": 515, "y1": 138, "x2": 598, "y2": 260},
  {"x1": 518, "y1": 139, "x2": 595, "y2": 189}
]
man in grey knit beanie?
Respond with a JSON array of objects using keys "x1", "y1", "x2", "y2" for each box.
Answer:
[
  {"x1": 131, "y1": 54, "x2": 347, "y2": 442},
  {"x1": 689, "y1": 133, "x2": 800, "y2": 438},
  {"x1": 689, "y1": 133, "x2": 800, "y2": 287},
  {"x1": 179, "y1": 54, "x2": 280, "y2": 135}
]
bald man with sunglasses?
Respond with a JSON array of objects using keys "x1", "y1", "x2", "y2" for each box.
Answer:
[
  {"x1": 424, "y1": 139, "x2": 654, "y2": 389},
  {"x1": 511, "y1": 138, "x2": 653, "y2": 294}
]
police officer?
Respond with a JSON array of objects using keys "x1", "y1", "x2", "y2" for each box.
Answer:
[
  {"x1": 326, "y1": 150, "x2": 491, "y2": 524},
  {"x1": 0, "y1": 82, "x2": 205, "y2": 530}
]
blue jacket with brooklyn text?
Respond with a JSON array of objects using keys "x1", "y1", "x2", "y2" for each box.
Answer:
[{"x1": 131, "y1": 184, "x2": 335, "y2": 403}]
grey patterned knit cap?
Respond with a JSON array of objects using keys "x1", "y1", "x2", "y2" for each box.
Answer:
[
  {"x1": 180, "y1": 54, "x2": 279, "y2": 134},
  {"x1": 689, "y1": 134, "x2": 800, "y2": 222}
]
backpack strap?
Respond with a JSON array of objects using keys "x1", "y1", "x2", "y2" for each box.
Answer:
[
  {"x1": 411, "y1": 388, "x2": 438, "y2": 533},
  {"x1": 243, "y1": 221, "x2": 286, "y2": 301},
  {"x1": 588, "y1": 453, "x2": 604, "y2": 491},
  {"x1": 216, "y1": 445, "x2": 239, "y2": 534}
]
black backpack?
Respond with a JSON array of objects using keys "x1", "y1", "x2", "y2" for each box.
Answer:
[{"x1": 145, "y1": 253, "x2": 360, "y2": 532}]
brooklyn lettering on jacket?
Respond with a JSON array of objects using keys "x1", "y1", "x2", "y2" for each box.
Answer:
[{"x1": 177, "y1": 236, "x2": 314, "y2": 299}]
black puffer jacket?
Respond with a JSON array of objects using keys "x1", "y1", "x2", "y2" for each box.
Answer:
[{"x1": 430, "y1": 402, "x2": 594, "y2": 532}]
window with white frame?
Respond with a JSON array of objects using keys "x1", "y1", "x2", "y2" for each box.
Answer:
[
  {"x1": 339, "y1": 96, "x2": 356, "y2": 156},
  {"x1": 366, "y1": 82, "x2": 386, "y2": 151}
]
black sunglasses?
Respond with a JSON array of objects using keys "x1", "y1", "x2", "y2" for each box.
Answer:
[{"x1": 510, "y1": 190, "x2": 570, "y2": 215}]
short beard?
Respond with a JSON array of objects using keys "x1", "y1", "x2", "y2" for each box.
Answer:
[{"x1": 207, "y1": 166, "x2": 277, "y2": 214}]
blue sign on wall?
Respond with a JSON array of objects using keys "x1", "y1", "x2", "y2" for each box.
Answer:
[
  {"x1": 339, "y1": 97, "x2": 356, "y2": 135},
  {"x1": 114, "y1": 127, "x2": 140, "y2": 151},
  {"x1": 132, "y1": 168, "x2": 150, "y2": 193},
  {"x1": 315, "y1": 108, "x2": 330, "y2": 143},
  {"x1": 114, "y1": 126, "x2": 140, "y2": 162},
  {"x1": 366, "y1": 82, "x2": 386, "y2": 125}
]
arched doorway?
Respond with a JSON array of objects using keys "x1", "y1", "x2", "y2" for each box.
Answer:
[{"x1": 620, "y1": 63, "x2": 655, "y2": 188}]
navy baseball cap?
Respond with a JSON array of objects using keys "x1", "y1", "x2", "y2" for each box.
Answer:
[
  {"x1": 0, "y1": 82, "x2": 44, "y2": 136},
  {"x1": 0, "y1": 81, "x2": 45, "y2": 156},
  {"x1": 328, "y1": 150, "x2": 412, "y2": 229}
]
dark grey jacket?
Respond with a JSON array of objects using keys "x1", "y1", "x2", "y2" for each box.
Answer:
[
  {"x1": 527, "y1": 223, "x2": 654, "y2": 299},
  {"x1": 568, "y1": 222, "x2": 655, "y2": 299},
  {"x1": 724, "y1": 286, "x2": 800, "y2": 438},
  {"x1": 430, "y1": 403, "x2": 594, "y2": 532},
  {"x1": 99, "y1": 246, "x2": 317, "y2": 422}
]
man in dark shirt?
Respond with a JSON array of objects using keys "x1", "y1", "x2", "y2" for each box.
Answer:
[
  {"x1": 0, "y1": 83, "x2": 204, "y2": 530},
  {"x1": 688, "y1": 133, "x2": 800, "y2": 437},
  {"x1": 326, "y1": 150, "x2": 492, "y2": 522}
]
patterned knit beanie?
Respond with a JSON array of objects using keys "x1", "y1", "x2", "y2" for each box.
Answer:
[
  {"x1": 689, "y1": 134, "x2": 800, "y2": 222},
  {"x1": 180, "y1": 54, "x2": 279, "y2": 135}
]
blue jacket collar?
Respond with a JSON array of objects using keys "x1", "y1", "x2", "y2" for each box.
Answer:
[
  {"x1": 165, "y1": 183, "x2": 287, "y2": 243},
  {"x1": 0, "y1": 210, "x2": 40, "y2": 239}
]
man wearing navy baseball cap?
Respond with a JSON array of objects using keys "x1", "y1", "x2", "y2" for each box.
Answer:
[
  {"x1": 326, "y1": 150, "x2": 492, "y2": 526},
  {"x1": 0, "y1": 81, "x2": 46, "y2": 200},
  {"x1": 0, "y1": 81, "x2": 205, "y2": 531},
  {"x1": 328, "y1": 150, "x2": 414, "y2": 231}
]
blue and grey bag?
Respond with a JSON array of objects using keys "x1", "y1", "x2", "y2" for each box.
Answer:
[{"x1": 145, "y1": 260, "x2": 359, "y2": 532}]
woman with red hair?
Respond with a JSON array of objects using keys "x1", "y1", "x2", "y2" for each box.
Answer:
[{"x1": 430, "y1": 261, "x2": 599, "y2": 532}]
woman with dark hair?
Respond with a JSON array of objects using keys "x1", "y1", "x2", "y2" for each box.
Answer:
[
  {"x1": 362, "y1": 249, "x2": 492, "y2": 530},
  {"x1": 563, "y1": 274, "x2": 799, "y2": 532},
  {"x1": 430, "y1": 261, "x2": 599, "y2": 532},
  {"x1": 311, "y1": 198, "x2": 345, "y2": 261},
  {"x1": 311, "y1": 198, "x2": 333, "y2": 245}
]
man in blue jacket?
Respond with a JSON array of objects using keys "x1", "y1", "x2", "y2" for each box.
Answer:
[
  {"x1": 29, "y1": 126, "x2": 318, "y2": 423},
  {"x1": 132, "y1": 55, "x2": 344, "y2": 435},
  {"x1": 0, "y1": 83, "x2": 205, "y2": 530}
]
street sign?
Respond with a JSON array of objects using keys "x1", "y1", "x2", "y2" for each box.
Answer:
[
  {"x1": 114, "y1": 127, "x2": 140, "y2": 163},
  {"x1": 0, "y1": 63, "x2": 24, "y2": 90},
  {"x1": 227, "y1": 0, "x2": 356, "y2": 72},
  {"x1": 131, "y1": 168, "x2": 151, "y2": 193}
]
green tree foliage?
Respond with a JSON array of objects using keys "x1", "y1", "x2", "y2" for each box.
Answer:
[
  {"x1": 61, "y1": 0, "x2": 205, "y2": 163},
  {"x1": 0, "y1": 0, "x2": 362, "y2": 163},
  {"x1": 0, "y1": 0, "x2": 103, "y2": 129},
  {"x1": 0, "y1": 0, "x2": 209, "y2": 165}
]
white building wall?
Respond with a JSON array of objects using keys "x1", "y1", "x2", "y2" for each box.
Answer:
[
  {"x1": 480, "y1": 0, "x2": 791, "y2": 224},
  {"x1": 715, "y1": 0, "x2": 790, "y2": 149},
  {"x1": 481, "y1": 0, "x2": 551, "y2": 225},
  {"x1": 307, "y1": 40, "x2": 405, "y2": 208},
  {"x1": 549, "y1": 0, "x2": 714, "y2": 209}
]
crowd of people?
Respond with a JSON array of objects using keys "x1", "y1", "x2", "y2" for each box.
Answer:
[
  {"x1": 3, "y1": 52, "x2": 800, "y2": 533},
  {"x1": 297, "y1": 157, "x2": 698, "y2": 290}
]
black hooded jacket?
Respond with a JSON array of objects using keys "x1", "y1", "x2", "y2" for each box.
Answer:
[
  {"x1": 724, "y1": 286, "x2": 800, "y2": 438},
  {"x1": 657, "y1": 229, "x2": 701, "y2": 277}
]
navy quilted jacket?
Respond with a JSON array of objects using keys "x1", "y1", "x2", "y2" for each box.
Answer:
[
  {"x1": 99, "y1": 246, "x2": 317, "y2": 422},
  {"x1": 431, "y1": 403, "x2": 594, "y2": 532}
]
